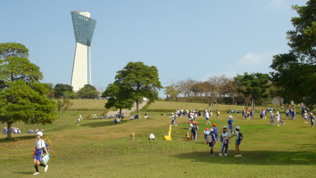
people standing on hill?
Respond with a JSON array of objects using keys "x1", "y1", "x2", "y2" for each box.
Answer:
[
  {"x1": 191, "y1": 122, "x2": 199, "y2": 142},
  {"x1": 219, "y1": 126, "x2": 230, "y2": 156},
  {"x1": 205, "y1": 110, "x2": 210, "y2": 125},
  {"x1": 270, "y1": 111, "x2": 275, "y2": 125},
  {"x1": 171, "y1": 113, "x2": 177, "y2": 126},
  {"x1": 229, "y1": 126, "x2": 243, "y2": 157},
  {"x1": 33, "y1": 131, "x2": 49, "y2": 175},
  {"x1": 310, "y1": 113, "x2": 315, "y2": 127},
  {"x1": 227, "y1": 115, "x2": 234, "y2": 134}
]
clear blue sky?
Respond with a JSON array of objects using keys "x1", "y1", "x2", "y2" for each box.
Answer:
[{"x1": 0, "y1": 0, "x2": 307, "y2": 96}]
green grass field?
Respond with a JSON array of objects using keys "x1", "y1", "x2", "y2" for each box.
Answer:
[{"x1": 0, "y1": 100, "x2": 315, "y2": 178}]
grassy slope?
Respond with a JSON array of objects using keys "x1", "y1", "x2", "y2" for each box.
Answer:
[{"x1": 0, "y1": 100, "x2": 315, "y2": 178}]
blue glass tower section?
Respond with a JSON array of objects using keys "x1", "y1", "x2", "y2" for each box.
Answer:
[{"x1": 71, "y1": 11, "x2": 96, "y2": 91}]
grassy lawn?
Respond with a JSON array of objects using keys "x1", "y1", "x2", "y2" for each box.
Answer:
[{"x1": 0, "y1": 100, "x2": 315, "y2": 178}]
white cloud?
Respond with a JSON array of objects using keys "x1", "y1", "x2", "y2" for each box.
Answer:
[
  {"x1": 265, "y1": 0, "x2": 289, "y2": 10},
  {"x1": 236, "y1": 50, "x2": 278, "y2": 67}
]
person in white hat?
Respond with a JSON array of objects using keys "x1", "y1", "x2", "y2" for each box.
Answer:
[
  {"x1": 230, "y1": 126, "x2": 243, "y2": 157},
  {"x1": 227, "y1": 115, "x2": 234, "y2": 134},
  {"x1": 304, "y1": 110, "x2": 308, "y2": 124},
  {"x1": 219, "y1": 126, "x2": 230, "y2": 156},
  {"x1": 33, "y1": 131, "x2": 49, "y2": 175}
]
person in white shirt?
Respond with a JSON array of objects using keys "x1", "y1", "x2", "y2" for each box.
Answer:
[
  {"x1": 33, "y1": 131, "x2": 49, "y2": 175},
  {"x1": 304, "y1": 110, "x2": 308, "y2": 123},
  {"x1": 205, "y1": 110, "x2": 210, "y2": 125}
]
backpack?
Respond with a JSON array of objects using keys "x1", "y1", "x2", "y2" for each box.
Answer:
[
  {"x1": 191, "y1": 126, "x2": 197, "y2": 132},
  {"x1": 42, "y1": 142, "x2": 50, "y2": 154},
  {"x1": 238, "y1": 133, "x2": 243, "y2": 141},
  {"x1": 206, "y1": 134, "x2": 213, "y2": 143}
]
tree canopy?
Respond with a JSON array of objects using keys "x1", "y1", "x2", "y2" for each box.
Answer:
[
  {"x1": 114, "y1": 61, "x2": 163, "y2": 117},
  {"x1": 0, "y1": 42, "x2": 56, "y2": 139},
  {"x1": 77, "y1": 84, "x2": 99, "y2": 99},
  {"x1": 54, "y1": 83, "x2": 74, "y2": 98},
  {"x1": 102, "y1": 83, "x2": 134, "y2": 114},
  {"x1": 270, "y1": 0, "x2": 316, "y2": 108}
]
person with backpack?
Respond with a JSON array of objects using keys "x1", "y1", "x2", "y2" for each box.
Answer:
[
  {"x1": 230, "y1": 126, "x2": 243, "y2": 157},
  {"x1": 191, "y1": 122, "x2": 199, "y2": 142},
  {"x1": 33, "y1": 131, "x2": 49, "y2": 175},
  {"x1": 206, "y1": 128, "x2": 217, "y2": 156},
  {"x1": 219, "y1": 126, "x2": 230, "y2": 156},
  {"x1": 203, "y1": 128, "x2": 210, "y2": 144},
  {"x1": 227, "y1": 115, "x2": 234, "y2": 134}
]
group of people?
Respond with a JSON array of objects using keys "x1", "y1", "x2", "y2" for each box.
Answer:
[{"x1": 3, "y1": 127, "x2": 21, "y2": 134}]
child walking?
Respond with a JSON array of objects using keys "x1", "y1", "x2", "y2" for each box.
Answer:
[
  {"x1": 33, "y1": 131, "x2": 49, "y2": 175},
  {"x1": 219, "y1": 126, "x2": 230, "y2": 156},
  {"x1": 171, "y1": 113, "x2": 177, "y2": 126},
  {"x1": 310, "y1": 113, "x2": 315, "y2": 127},
  {"x1": 207, "y1": 128, "x2": 217, "y2": 156},
  {"x1": 227, "y1": 115, "x2": 234, "y2": 133},
  {"x1": 230, "y1": 126, "x2": 243, "y2": 157},
  {"x1": 270, "y1": 111, "x2": 275, "y2": 125},
  {"x1": 212, "y1": 123, "x2": 218, "y2": 142}
]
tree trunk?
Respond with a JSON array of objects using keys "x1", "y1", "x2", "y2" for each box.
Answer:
[
  {"x1": 59, "y1": 107, "x2": 62, "y2": 120},
  {"x1": 7, "y1": 122, "x2": 12, "y2": 139}
]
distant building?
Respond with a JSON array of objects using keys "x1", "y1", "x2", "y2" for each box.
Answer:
[{"x1": 70, "y1": 10, "x2": 96, "y2": 91}]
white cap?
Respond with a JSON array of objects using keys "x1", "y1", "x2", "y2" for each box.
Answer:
[
  {"x1": 270, "y1": 111, "x2": 272, "y2": 113},
  {"x1": 311, "y1": 113, "x2": 314, "y2": 115},
  {"x1": 172, "y1": 113, "x2": 174, "y2": 115},
  {"x1": 223, "y1": 126, "x2": 227, "y2": 129},
  {"x1": 36, "y1": 131, "x2": 43, "y2": 137},
  {"x1": 210, "y1": 128, "x2": 214, "y2": 132},
  {"x1": 229, "y1": 115, "x2": 233, "y2": 118},
  {"x1": 236, "y1": 126, "x2": 240, "y2": 130}
]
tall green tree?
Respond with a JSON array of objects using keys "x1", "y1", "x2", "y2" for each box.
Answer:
[
  {"x1": 271, "y1": 0, "x2": 316, "y2": 108},
  {"x1": 102, "y1": 83, "x2": 134, "y2": 114},
  {"x1": 234, "y1": 73, "x2": 270, "y2": 109},
  {"x1": 114, "y1": 62, "x2": 163, "y2": 117},
  {"x1": 0, "y1": 42, "x2": 56, "y2": 139},
  {"x1": 77, "y1": 84, "x2": 99, "y2": 99},
  {"x1": 54, "y1": 83, "x2": 75, "y2": 99}
]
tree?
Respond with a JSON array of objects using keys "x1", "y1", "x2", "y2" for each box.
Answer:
[
  {"x1": 57, "y1": 92, "x2": 73, "y2": 120},
  {"x1": 234, "y1": 73, "x2": 270, "y2": 109},
  {"x1": 164, "y1": 83, "x2": 182, "y2": 101},
  {"x1": 102, "y1": 83, "x2": 134, "y2": 114},
  {"x1": 0, "y1": 42, "x2": 56, "y2": 139},
  {"x1": 77, "y1": 84, "x2": 99, "y2": 99},
  {"x1": 270, "y1": 0, "x2": 316, "y2": 109},
  {"x1": 54, "y1": 83, "x2": 74, "y2": 99},
  {"x1": 114, "y1": 62, "x2": 163, "y2": 117}
]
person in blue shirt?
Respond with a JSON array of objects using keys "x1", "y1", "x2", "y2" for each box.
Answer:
[
  {"x1": 250, "y1": 109, "x2": 254, "y2": 119},
  {"x1": 229, "y1": 126, "x2": 243, "y2": 157},
  {"x1": 242, "y1": 109, "x2": 246, "y2": 119},
  {"x1": 219, "y1": 126, "x2": 230, "y2": 156},
  {"x1": 310, "y1": 113, "x2": 315, "y2": 127},
  {"x1": 203, "y1": 128, "x2": 210, "y2": 141},
  {"x1": 270, "y1": 111, "x2": 275, "y2": 125},
  {"x1": 191, "y1": 122, "x2": 199, "y2": 142},
  {"x1": 227, "y1": 116, "x2": 234, "y2": 133},
  {"x1": 170, "y1": 113, "x2": 177, "y2": 126},
  {"x1": 3, "y1": 127, "x2": 7, "y2": 134},
  {"x1": 212, "y1": 123, "x2": 218, "y2": 142}
]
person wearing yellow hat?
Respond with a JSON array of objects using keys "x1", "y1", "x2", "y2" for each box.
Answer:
[{"x1": 33, "y1": 131, "x2": 49, "y2": 175}]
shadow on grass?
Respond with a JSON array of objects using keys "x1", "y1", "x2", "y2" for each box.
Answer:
[
  {"x1": 80, "y1": 120, "x2": 128, "y2": 128},
  {"x1": 175, "y1": 150, "x2": 316, "y2": 165},
  {"x1": 0, "y1": 135, "x2": 35, "y2": 143},
  {"x1": 13, "y1": 172, "x2": 33, "y2": 175}
]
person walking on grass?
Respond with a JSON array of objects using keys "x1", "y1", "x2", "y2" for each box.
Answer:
[
  {"x1": 230, "y1": 126, "x2": 243, "y2": 157},
  {"x1": 310, "y1": 113, "x2": 315, "y2": 127},
  {"x1": 205, "y1": 110, "x2": 210, "y2": 125},
  {"x1": 227, "y1": 115, "x2": 234, "y2": 134},
  {"x1": 206, "y1": 128, "x2": 217, "y2": 156},
  {"x1": 276, "y1": 112, "x2": 285, "y2": 127},
  {"x1": 203, "y1": 128, "x2": 210, "y2": 143},
  {"x1": 171, "y1": 113, "x2": 177, "y2": 126},
  {"x1": 304, "y1": 110, "x2": 308, "y2": 124},
  {"x1": 33, "y1": 131, "x2": 48, "y2": 175},
  {"x1": 219, "y1": 126, "x2": 230, "y2": 156},
  {"x1": 270, "y1": 111, "x2": 275, "y2": 125},
  {"x1": 191, "y1": 122, "x2": 199, "y2": 142}
]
